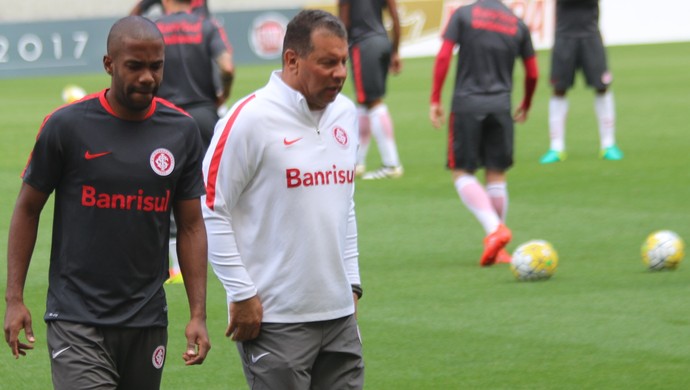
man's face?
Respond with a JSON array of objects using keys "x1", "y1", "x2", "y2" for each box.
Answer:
[
  {"x1": 293, "y1": 29, "x2": 348, "y2": 110},
  {"x1": 104, "y1": 37, "x2": 164, "y2": 113}
]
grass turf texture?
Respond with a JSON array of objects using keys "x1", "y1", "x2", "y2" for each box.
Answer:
[{"x1": 1, "y1": 41, "x2": 689, "y2": 389}]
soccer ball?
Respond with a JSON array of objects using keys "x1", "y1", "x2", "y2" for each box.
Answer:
[
  {"x1": 510, "y1": 240, "x2": 558, "y2": 281},
  {"x1": 61, "y1": 84, "x2": 87, "y2": 103},
  {"x1": 641, "y1": 230, "x2": 684, "y2": 271}
]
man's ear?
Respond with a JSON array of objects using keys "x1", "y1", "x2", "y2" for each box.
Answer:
[
  {"x1": 103, "y1": 55, "x2": 113, "y2": 75},
  {"x1": 283, "y1": 49, "x2": 299, "y2": 72}
]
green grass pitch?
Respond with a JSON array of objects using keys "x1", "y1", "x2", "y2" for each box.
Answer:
[{"x1": 1, "y1": 41, "x2": 689, "y2": 389}]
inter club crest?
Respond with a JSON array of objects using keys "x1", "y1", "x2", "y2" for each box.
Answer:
[
  {"x1": 332, "y1": 127, "x2": 348, "y2": 147},
  {"x1": 152, "y1": 345, "x2": 166, "y2": 369},
  {"x1": 150, "y1": 148, "x2": 175, "y2": 176}
]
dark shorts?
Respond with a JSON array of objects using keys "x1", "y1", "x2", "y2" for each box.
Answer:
[
  {"x1": 47, "y1": 321, "x2": 167, "y2": 390},
  {"x1": 236, "y1": 315, "x2": 364, "y2": 389},
  {"x1": 447, "y1": 110, "x2": 514, "y2": 172},
  {"x1": 550, "y1": 34, "x2": 611, "y2": 91},
  {"x1": 349, "y1": 35, "x2": 392, "y2": 105}
]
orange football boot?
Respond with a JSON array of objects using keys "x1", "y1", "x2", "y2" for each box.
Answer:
[
  {"x1": 495, "y1": 248, "x2": 512, "y2": 264},
  {"x1": 480, "y1": 224, "x2": 512, "y2": 267}
]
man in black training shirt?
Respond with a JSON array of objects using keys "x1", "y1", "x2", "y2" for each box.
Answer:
[
  {"x1": 155, "y1": 0, "x2": 234, "y2": 284},
  {"x1": 4, "y1": 15, "x2": 210, "y2": 390},
  {"x1": 539, "y1": 0, "x2": 623, "y2": 163},
  {"x1": 429, "y1": 0, "x2": 538, "y2": 266},
  {"x1": 156, "y1": 0, "x2": 234, "y2": 151},
  {"x1": 338, "y1": 0, "x2": 404, "y2": 180}
]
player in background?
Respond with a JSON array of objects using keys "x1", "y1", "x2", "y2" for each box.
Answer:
[
  {"x1": 156, "y1": 0, "x2": 234, "y2": 284},
  {"x1": 202, "y1": 9, "x2": 364, "y2": 388},
  {"x1": 156, "y1": 0, "x2": 233, "y2": 148},
  {"x1": 430, "y1": 0, "x2": 538, "y2": 266},
  {"x1": 338, "y1": 0, "x2": 404, "y2": 180},
  {"x1": 3, "y1": 16, "x2": 210, "y2": 389},
  {"x1": 539, "y1": 0, "x2": 623, "y2": 164},
  {"x1": 131, "y1": 0, "x2": 229, "y2": 113},
  {"x1": 130, "y1": 0, "x2": 210, "y2": 17}
]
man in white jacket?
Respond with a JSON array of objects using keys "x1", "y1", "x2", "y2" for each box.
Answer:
[{"x1": 202, "y1": 9, "x2": 364, "y2": 389}]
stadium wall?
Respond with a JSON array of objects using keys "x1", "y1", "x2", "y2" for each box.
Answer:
[
  {"x1": 2, "y1": 0, "x2": 689, "y2": 79},
  {"x1": 0, "y1": 1, "x2": 298, "y2": 22}
]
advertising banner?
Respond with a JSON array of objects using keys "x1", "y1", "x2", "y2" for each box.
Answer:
[{"x1": 0, "y1": 8, "x2": 299, "y2": 79}]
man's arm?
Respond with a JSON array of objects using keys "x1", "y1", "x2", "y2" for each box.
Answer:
[
  {"x1": 344, "y1": 196, "x2": 361, "y2": 319},
  {"x1": 429, "y1": 39, "x2": 455, "y2": 128},
  {"x1": 4, "y1": 183, "x2": 49, "y2": 359},
  {"x1": 203, "y1": 198, "x2": 263, "y2": 342},
  {"x1": 173, "y1": 198, "x2": 211, "y2": 365},
  {"x1": 386, "y1": 0, "x2": 402, "y2": 74},
  {"x1": 215, "y1": 51, "x2": 235, "y2": 107},
  {"x1": 129, "y1": 0, "x2": 160, "y2": 16},
  {"x1": 337, "y1": 0, "x2": 351, "y2": 30},
  {"x1": 513, "y1": 55, "x2": 539, "y2": 123},
  {"x1": 129, "y1": 2, "x2": 143, "y2": 16},
  {"x1": 210, "y1": 21, "x2": 235, "y2": 107},
  {"x1": 203, "y1": 104, "x2": 263, "y2": 341}
]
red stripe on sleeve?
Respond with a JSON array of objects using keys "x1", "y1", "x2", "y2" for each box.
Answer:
[
  {"x1": 431, "y1": 39, "x2": 455, "y2": 104},
  {"x1": 521, "y1": 55, "x2": 539, "y2": 110},
  {"x1": 205, "y1": 94, "x2": 257, "y2": 210}
]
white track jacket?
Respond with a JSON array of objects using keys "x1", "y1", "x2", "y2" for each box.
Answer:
[{"x1": 202, "y1": 71, "x2": 361, "y2": 323}]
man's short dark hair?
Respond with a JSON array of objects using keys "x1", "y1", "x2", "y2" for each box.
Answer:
[
  {"x1": 107, "y1": 16, "x2": 163, "y2": 56},
  {"x1": 283, "y1": 9, "x2": 347, "y2": 59}
]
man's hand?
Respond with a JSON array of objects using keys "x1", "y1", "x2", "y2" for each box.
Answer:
[
  {"x1": 390, "y1": 52, "x2": 402, "y2": 75},
  {"x1": 227, "y1": 295, "x2": 263, "y2": 341},
  {"x1": 429, "y1": 103, "x2": 445, "y2": 129},
  {"x1": 182, "y1": 317, "x2": 210, "y2": 365},
  {"x1": 353, "y1": 293, "x2": 359, "y2": 319},
  {"x1": 4, "y1": 301, "x2": 35, "y2": 359},
  {"x1": 513, "y1": 103, "x2": 529, "y2": 123}
]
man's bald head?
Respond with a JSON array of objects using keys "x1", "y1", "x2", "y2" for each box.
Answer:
[
  {"x1": 107, "y1": 16, "x2": 163, "y2": 57},
  {"x1": 103, "y1": 16, "x2": 165, "y2": 120}
]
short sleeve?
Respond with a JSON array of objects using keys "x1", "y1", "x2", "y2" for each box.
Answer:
[{"x1": 22, "y1": 114, "x2": 65, "y2": 194}]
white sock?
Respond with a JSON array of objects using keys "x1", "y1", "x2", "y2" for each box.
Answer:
[
  {"x1": 356, "y1": 106, "x2": 370, "y2": 166},
  {"x1": 595, "y1": 91, "x2": 616, "y2": 149},
  {"x1": 454, "y1": 175, "x2": 500, "y2": 235},
  {"x1": 486, "y1": 182, "x2": 508, "y2": 222},
  {"x1": 369, "y1": 104, "x2": 401, "y2": 167},
  {"x1": 548, "y1": 96, "x2": 568, "y2": 152},
  {"x1": 169, "y1": 238, "x2": 181, "y2": 275}
]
